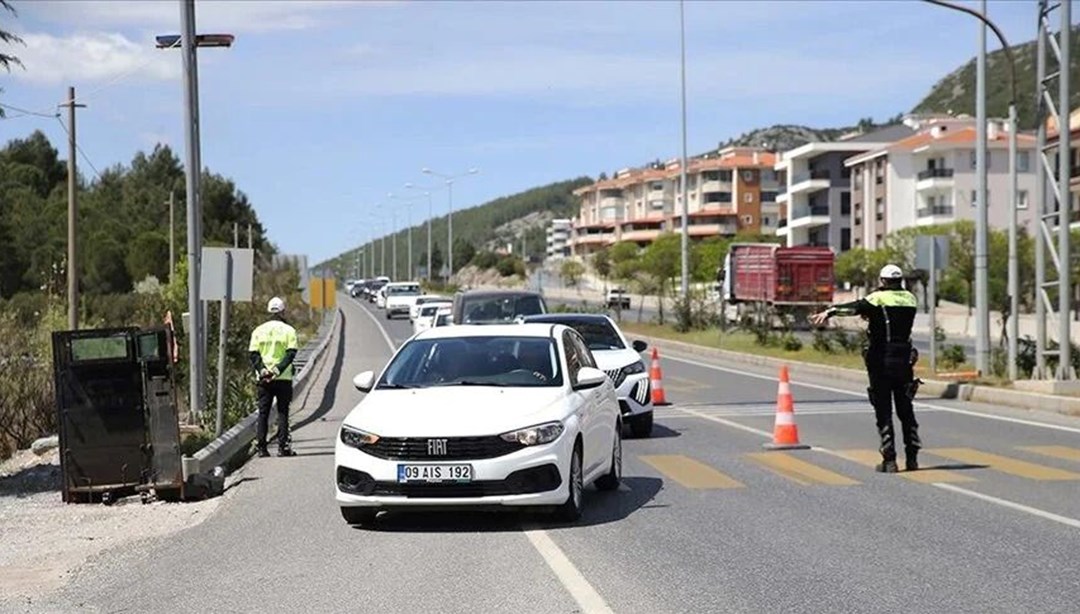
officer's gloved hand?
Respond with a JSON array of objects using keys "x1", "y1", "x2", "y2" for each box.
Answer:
[
  {"x1": 269, "y1": 365, "x2": 281, "y2": 378},
  {"x1": 259, "y1": 368, "x2": 273, "y2": 382}
]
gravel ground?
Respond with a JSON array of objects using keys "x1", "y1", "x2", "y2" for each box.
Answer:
[{"x1": 0, "y1": 447, "x2": 224, "y2": 609}]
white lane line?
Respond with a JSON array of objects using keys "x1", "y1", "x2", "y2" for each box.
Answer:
[
  {"x1": 680, "y1": 397, "x2": 1080, "y2": 531},
  {"x1": 932, "y1": 483, "x2": 1080, "y2": 530},
  {"x1": 357, "y1": 297, "x2": 618, "y2": 609},
  {"x1": 662, "y1": 354, "x2": 1080, "y2": 434},
  {"x1": 351, "y1": 297, "x2": 398, "y2": 351},
  {"x1": 523, "y1": 529, "x2": 615, "y2": 614}
]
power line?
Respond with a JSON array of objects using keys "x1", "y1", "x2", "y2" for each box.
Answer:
[
  {"x1": 0, "y1": 101, "x2": 59, "y2": 120},
  {"x1": 54, "y1": 115, "x2": 101, "y2": 181},
  {"x1": 74, "y1": 36, "x2": 181, "y2": 107}
]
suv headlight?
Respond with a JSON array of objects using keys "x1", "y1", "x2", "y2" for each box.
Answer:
[
  {"x1": 340, "y1": 425, "x2": 380, "y2": 449},
  {"x1": 620, "y1": 360, "x2": 647, "y2": 377},
  {"x1": 500, "y1": 421, "x2": 564, "y2": 446}
]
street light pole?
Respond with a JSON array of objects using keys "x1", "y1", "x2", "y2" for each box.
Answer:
[
  {"x1": 391, "y1": 208, "x2": 398, "y2": 280},
  {"x1": 404, "y1": 183, "x2": 439, "y2": 281},
  {"x1": 423, "y1": 167, "x2": 479, "y2": 280},
  {"x1": 678, "y1": 0, "x2": 690, "y2": 300}
]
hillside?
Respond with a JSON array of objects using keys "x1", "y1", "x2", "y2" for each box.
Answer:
[{"x1": 913, "y1": 25, "x2": 1080, "y2": 128}]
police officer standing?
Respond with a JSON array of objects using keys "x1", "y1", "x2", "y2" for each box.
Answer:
[
  {"x1": 810, "y1": 265, "x2": 921, "y2": 473},
  {"x1": 249, "y1": 296, "x2": 299, "y2": 458}
]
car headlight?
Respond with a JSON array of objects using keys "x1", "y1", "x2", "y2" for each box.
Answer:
[
  {"x1": 500, "y1": 421, "x2": 564, "y2": 446},
  {"x1": 340, "y1": 425, "x2": 380, "y2": 449},
  {"x1": 620, "y1": 360, "x2": 647, "y2": 377}
]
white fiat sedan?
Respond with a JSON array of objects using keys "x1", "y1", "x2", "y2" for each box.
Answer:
[{"x1": 335, "y1": 324, "x2": 622, "y2": 526}]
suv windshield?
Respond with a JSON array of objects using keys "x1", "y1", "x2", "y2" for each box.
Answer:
[
  {"x1": 377, "y1": 336, "x2": 562, "y2": 388},
  {"x1": 388, "y1": 285, "x2": 420, "y2": 296},
  {"x1": 461, "y1": 295, "x2": 545, "y2": 324}
]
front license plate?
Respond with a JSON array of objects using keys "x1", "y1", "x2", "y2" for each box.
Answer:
[{"x1": 397, "y1": 464, "x2": 474, "y2": 483}]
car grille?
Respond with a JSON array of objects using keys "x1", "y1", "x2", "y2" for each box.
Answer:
[
  {"x1": 337, "y1": 464, "x2": 561, "y2": 498},
  {"x1": 359, "y1": 436, "x2": 526, "y2": 461},
  {"x1": 633, "y1": 380, "x2": 651, "y2": 405},
  {"x1": 604, "y1": 368, "x2": 626, "y2": 388}
]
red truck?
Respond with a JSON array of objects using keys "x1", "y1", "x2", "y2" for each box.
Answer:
[{"x1": 718, "y1": 244, "x2": 835, "y2": 326}]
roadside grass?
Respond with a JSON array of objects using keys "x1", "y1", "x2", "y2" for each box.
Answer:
[{"x1": 619, "y1": 322, "x2": 978, "y2": 381}]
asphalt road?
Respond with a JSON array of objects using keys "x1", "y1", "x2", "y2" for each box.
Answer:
[{"x1": 18, "y1": 294, "x2": 1080, "y2": 613}]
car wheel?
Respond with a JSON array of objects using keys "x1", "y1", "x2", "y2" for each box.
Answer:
[
  {"x1": 385, "y1": 312, "x2": 391, "y2": 320},
  {"x1": 554, "y1": 442, "x2": 584, "y2": 522},
  {"x1": 630, "y1": 411, "x2": 654, "y2": 438},
  {"x1": 340, "y1": 507, "x2": 377, "y2": 526},
  {"x1": 595, "y1": 423, "x2": 622, "y2": 492}
]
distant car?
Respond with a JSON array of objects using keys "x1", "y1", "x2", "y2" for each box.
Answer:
[
  {"x1": 451, "y1": 290, "x2": 547, "y2": 325},
  {"x1": 522, "y1": 314, "x2": 653, "y2": 437},
  {"x1": 413, "y1": 301, "x2": 453, "y2": 335},
  {"x1": 431, "y1": 307, "x2": 454, "y2": 328},
  {"x1": 384, "y1": 282, "x2": 421, "y2": 319},
  {"x1": 367, "y1": 279, "x2": 389, "y2": 303},
  {"x1": 410, "y1": 294, "x2": 449, "y2": 323},
  {"x1": 606, "y1": 287, "x2": 631, "y2": 310},
  {"x1": 335, "y1": 323, "x2": 622, "y2": 526}
]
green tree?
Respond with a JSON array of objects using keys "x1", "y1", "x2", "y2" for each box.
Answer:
[
  {"x1": 592, "y1": 247, "x2": 611, "y2": 285},
  {"x1": 692, "y1": 236, "x2": 729, "y2": 283},
  {"x1": 0, "y1": 0, "x2": 23, "y2": 116},
  {"x1": 452, "y1": 238, "x2": 476, "y2": 274},
  {"x1": 641, "y1": 233, "x2": 681, "y2": 324},
  {"x1": 125, "y1": 231, "x2": 171, "y2": 284},
  {"x1": 560, "y1": 259, "x2": 585, "y2": 289},
  {"x1": 610, "y1": 241, "x2": 640, "y2": 282}
]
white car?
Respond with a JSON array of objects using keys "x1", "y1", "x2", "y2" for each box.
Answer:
[
  {"x1": 335, "y1": 324, "x2": 622, "y2": 526},
  {"x1": 412, "y1": 302, "x2": 453, "y2": 335},
  {"x1": 522, "y1": 314, "x2": 653, "y2": 437},
  {"x1": 409, "y1": 295, "x2": 448, "y2": 323},
  {"x1": 383, "y1": 281, "x2": 421, "y2": 319},
  {"x1": 431, "y1": 307, "x2": 453, "y2": 328}
]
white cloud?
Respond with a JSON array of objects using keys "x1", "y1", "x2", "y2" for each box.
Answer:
[{"x1": 13, "y1": 31, "x2": 177, "y2": 86}]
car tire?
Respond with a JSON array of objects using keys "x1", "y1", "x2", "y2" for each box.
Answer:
[
  {"x1": 630, "y1": 411, "x2": 654, "y2": 438},
  {"x1": 554, "y1": 442, "x2": 585, "y2": 523},
  {"x1": 595, "y1": 423, "x2": 622, "y2": 492},
  {"x1": 340, "y1": 506, "x2": 377, "y2": 526},
  {"x1": 385, "y1": 312, "x2": 391, "y2": 320}
]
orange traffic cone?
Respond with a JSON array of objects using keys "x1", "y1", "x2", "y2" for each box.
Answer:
[
  {"x1": 764, "y1": 365, "x2": 809, "y2": 450},
  {"x1": 649, "y1": 347, "x2": 670, "y2": 406}
]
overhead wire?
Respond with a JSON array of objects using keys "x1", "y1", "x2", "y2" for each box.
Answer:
[
  {"x1": 0, "y1": 101, "x2": 59, "y2": 120},
  {"x1": 54, "y1": 115, "x2": 102, "y2": 181}
]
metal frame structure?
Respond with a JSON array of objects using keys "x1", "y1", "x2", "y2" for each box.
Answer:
[{"x1": 1033, "y1": 0, "x2": 1074, "y2": 379}]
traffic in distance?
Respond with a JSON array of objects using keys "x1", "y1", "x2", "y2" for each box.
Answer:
[{"x1": 339, "y1": 278, "x2": 658, "y2": 525}]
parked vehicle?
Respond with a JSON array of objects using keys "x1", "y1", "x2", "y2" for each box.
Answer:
[
  {"x1": 718, "y1": 244, "x2": 834, "y2": 326},
  {"x1": 605, "y1": 287, "x2": 632, "y2": 310},
  {"x1": 335, "y1": 324, "x2": 622, "y2": 526},
  {"x1": 522, "y1": 313, "x2": 653, "y2": 437},
  {"x1": 451, "y1": 290, "x2": 547, "y2": 325}
]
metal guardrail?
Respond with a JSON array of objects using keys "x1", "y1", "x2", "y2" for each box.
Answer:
[{"x1": 181, "y1": 308, "x2": 341, "y2": 483}]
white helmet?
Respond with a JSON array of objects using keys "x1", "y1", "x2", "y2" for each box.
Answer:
[
  {"x1": 267, "y1": 296, "x2": 286, "y2": 314},
  {"x1": 879, "y1": 264, "x2": 903, "y2": 280}
]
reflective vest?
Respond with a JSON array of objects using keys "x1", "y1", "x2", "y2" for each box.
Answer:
[{"x1": 249, "y1": 319, "x2": 298, "y2": 381}]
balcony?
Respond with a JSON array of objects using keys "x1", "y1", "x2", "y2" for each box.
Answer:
[
  {"x1": 789, "y1": 169, "x2": 831, "y2": 195},
  {"x1": 916, "y1": 168, "x2": 955, "y2": 192},
  {"x1": 785, "y1": 204, "x2": 831, "y2": 230},
  {"x1": 916, "y1": 205, "x2": 955, "y2": 225}
]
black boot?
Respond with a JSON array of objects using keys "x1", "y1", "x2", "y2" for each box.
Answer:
[
  {"x1": 875, "y1": 460, "x2": 899, "y2": 473},
  {"x1": 256, "y1": 446, "x2": 270, "y2": 458},
  {"x1": 905, "y1": 452, "x2": 919, "y2": 472},
  {"x1": 277, "y1": 445, "x2": 296, "y2": 457}
]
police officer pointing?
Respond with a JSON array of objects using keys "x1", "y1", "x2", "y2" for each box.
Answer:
[
  {"x1": 810, "y1": 265, "x2": 921, "y2": 473},
  {"x1": 249, "y1": 297, "x2": 299, "y2": 458}
]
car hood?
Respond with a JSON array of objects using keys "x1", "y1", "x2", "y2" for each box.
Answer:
[
  {"x1": 344, "y1": 386, "x2": 567, "y2": 437},
  {"x1": 590, "y1": 348, "x2": 644, "y2": 371}
]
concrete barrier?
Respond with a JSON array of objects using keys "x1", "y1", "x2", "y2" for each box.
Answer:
[{"x1": 182, "y1": 308, "x2": 341, "y2": 483}]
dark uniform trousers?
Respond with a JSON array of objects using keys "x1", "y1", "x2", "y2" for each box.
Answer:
[
  {"x1": 866, "y1": 353, "x2": 920, "y2": 462},
  {"x1": 257, "y1": 379, "x2": 293, "y2": 449}
]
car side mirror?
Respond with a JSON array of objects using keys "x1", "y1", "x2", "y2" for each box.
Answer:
[
  {"x1": 353, "y1": 371, "x2": 376, "y2": 393},
  {"x1": 632, "y1": 340, "x2": 648, "y2": 353},
  {"x1": 574, "y1": 366, "x2": 607, "y2": 390}
]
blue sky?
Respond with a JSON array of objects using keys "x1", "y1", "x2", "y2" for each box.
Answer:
[{"x1": 0, "y1": 0, "x2": 1068, "y2": 264}]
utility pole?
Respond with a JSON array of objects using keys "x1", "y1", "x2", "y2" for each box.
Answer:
[
  {"x1": 61, "y1": 86, "x2": 85, "y2": 331},
  {"x1": 678, "y1": 0, "x2": 690, "y2": 299},
  {"x1": 233, "y1": 222, "x2": 239, "y2": 248},
  {"x1": 247, "y1": 223, "x2": 252, "y2": 248},
  {"x1": 181, "y1": 0, "x2": 205, "y2": 420},
  {"x1": 168, "y1": 191, "x2": 176, "y2": 281},
  {"x1": 973, "y1": 0, "x2": 989, "y2": 376}
]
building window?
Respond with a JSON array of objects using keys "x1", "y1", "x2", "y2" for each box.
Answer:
[
  {"x1": 742, "y1": 215, "x2": 754, "y2": 225},
  {"x1": 742, "y1": 170, "x2": 755, "y2": 183},
  {"x1": 744, "y1": 193, "x2": 753, "y2": 203},
  {"x1": 841, "y1": 192, "x2": 851, "y2": 215},
  {"x1": 1018, "y1": 151, "x2": 1030, "y2": 173},
  {"x1": 719, "y1": 170, "x2": 733, "y2": 182},
  {"x1": 1018, "y1": 190, "x2": 1029, "y2": 209},
  {"x1": 971, "y1": 190, "x2": 977, "y2": 207},
  {"x1": 841, "y1": 228, "x2": 851, "y2": 251},
  {"x1": 761, "y1": 169, "x2": 777, "y2": 182},
  {"x1": 650, "y1": 182, "x2": 664, "y2": 191},
  {"x1": 875, "y1": 197, "x2": 884, "y2": 221},
  {"x1": 876, "y1": 233, "x2": 883, "y2": 243},
  {"x1": 970, "y1": 150, "x2": 977, "y2": 169},
  {"x1": 762, "y1": 216, "x2": 771, "y2": 227},
  {"x1": 704, "y1": 192, "x2": 732, "y2": 204},
  {"x1": 761, "y1": 191, "x2": 778, "y2": 202},
  {"x1": 702, "y1": 170, "x2": 720, "y2": 182}
]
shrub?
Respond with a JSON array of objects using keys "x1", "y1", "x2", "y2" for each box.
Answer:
[
  {"x1": 780, "y1": 333, "x2": 803, "y2": 352},
  {"x1": 471, "y1": 251, "x2": 499, "y2": 270},
  {"x1": 811, "y1": 329, "x2": 836, "y2": 354},
  {"x1": 941, "y1": 344, "x2": 967, "y2": 369}
]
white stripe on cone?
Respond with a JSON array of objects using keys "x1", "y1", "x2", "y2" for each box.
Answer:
[{"x1": 774, "y1": 412, "x2": 795, "y2": 425}]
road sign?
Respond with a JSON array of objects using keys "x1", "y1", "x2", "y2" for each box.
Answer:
[
  {"x1": 201, "y1": 247, "x2": 254, "y2": 301},
  {"x1": 309, "y1": 276, "x2": 336, "y2": 310},
  {"x1": 915, "y1": 236, "x2": 949, "y2": 272}
]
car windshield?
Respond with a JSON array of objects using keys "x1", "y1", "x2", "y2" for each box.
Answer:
[
  {"x1": 564, "y1": 320, "x2": 624, "y2": 350},
  {"x1": 377, "y1": 336, "x2": 562, "y2": 388},
  {"x1": 388, "y1": 285, "x2": 420, "y2": 296},
  {"x1": 420, "y1": 305, "x2": 445, "y2": 316},
  {"x1": 434, "y1": 314, "x2": 451, "y2": 326},
  {"x1": 461, "y1": 295, "x2": 545, "y2": 324}
]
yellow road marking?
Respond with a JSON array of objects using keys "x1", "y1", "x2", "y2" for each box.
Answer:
[
  {"x1": 1017, "y1": 445, "x2": 1080, "y2": 464},
  {"x1": 639, "y1": 455, "x2": 744, "y2": 489},
  {"x1": 835, "y1": 449, "x2": 975, "y2": 484},
  {"x1": 745, "y1": 452, "x2": 860, "y2": 486},
  {"x1": 930, "y1": 448, "x2": 1080, "y2": 481}
]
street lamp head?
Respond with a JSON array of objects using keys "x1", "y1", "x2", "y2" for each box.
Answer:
[
  {"x1": 422, "y1": 168, "x2": 432, "y2": 174},
  {"x1": 155, "y1": 33, "x2": 235, "y2": 49}
]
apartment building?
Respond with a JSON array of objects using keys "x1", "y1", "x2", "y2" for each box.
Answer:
[
  {"x1": 545, "y1": 218, "x2": 573, "y2": 263},
  {"x1": 1046, "y1": 108, "x2": 1080, "y2": 223},
  {"x1": 845, "y1": 117, "x2": 1040, "y2": 250},
  {"x1": 774, "y1": 125, "x2": 915, "y2": 252},
  {"x1": 570, "y1": 147, "x2": 777, "y2": 257}
]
